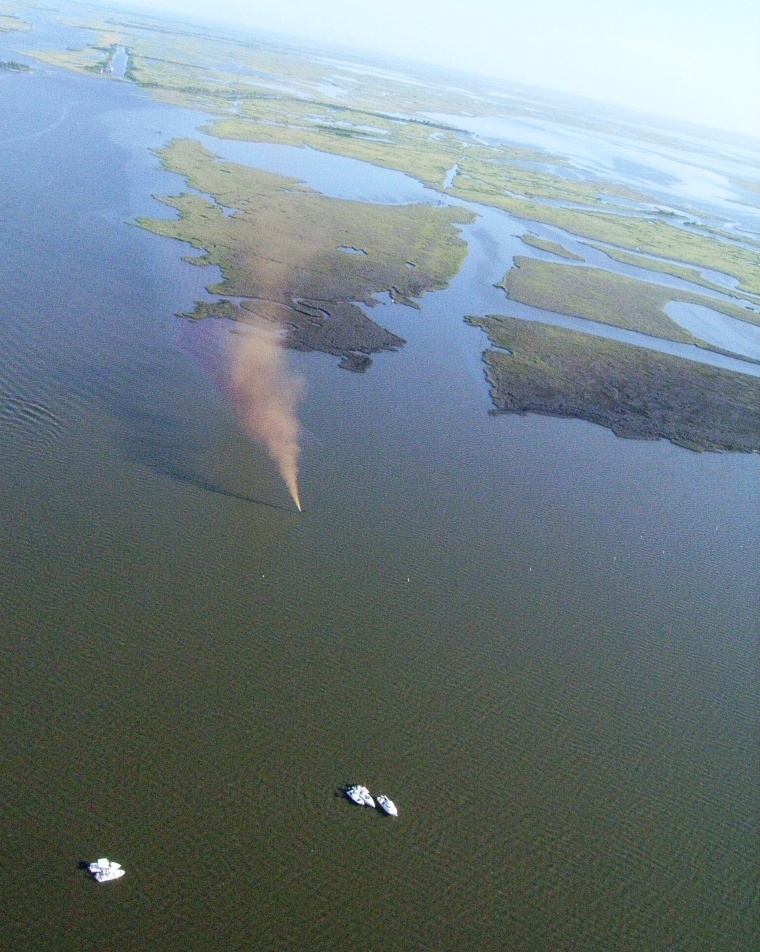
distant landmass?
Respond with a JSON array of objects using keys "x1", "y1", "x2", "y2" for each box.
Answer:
[{"x1": 27, "y1": 2, "x2": 760, "y2": 450}]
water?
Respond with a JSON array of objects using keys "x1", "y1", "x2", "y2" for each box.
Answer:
[
  {"x1": 174, "y1": 135, "x2": 760, "y2": 375},
  {"x1": 0, "y1": 37, "x2": 758, "y2": 952},
  {"x1": 197, "y1": 137, "x2": 442, "y2": 204},
  {"x1": 426, "y1": 110, "x2": 760, "y2": 236},
  {"x1": 666, "y1": 302, "x2": 760, "y2": 361}
]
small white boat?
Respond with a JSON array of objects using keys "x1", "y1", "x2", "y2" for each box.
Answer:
[
  {"x1": 345, "y1": 785, "x2": 364, "y2": 806},
  {"x1": 88, "y1": 858, "x2": 125, "y2": 883},
  {"x1": 376, "y1": 795, "x2": 398, "y2": 816},
  {"x1": 359, "y1": 786, "x2": 376, "y2": 809},
  {"x1": 345, "y1": 784, "x2": 375, "y2": 808}
]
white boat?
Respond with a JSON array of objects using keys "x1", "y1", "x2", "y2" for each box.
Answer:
[
  {"x1": 345, "y1": 785, "x2": 364, "y2": 806},
  {"x1": 359, "y1": 786, "x2": 376, "y2": 809},
  {"x1": 88, "y1": 858, "x2": 125, "y2": 883},
  {"x1": 345, "y1": 784, "x2": 375, "y2": 808},
  {"x1": 376, "y1": 795, "x2": 398, "y2": 816}
]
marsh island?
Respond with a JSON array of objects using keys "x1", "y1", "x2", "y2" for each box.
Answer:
[
  {"x1": 137, "y1": 139, "x2": 473, "y2": 370},
  {"x1": 468, "y1": 315, "x2": 760, "y2": 452},
  {"x1": 28, "y1": 4, "x2": 760, "y2": 446}
]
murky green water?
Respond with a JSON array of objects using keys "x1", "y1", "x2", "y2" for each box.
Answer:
[{"x1": 0, "y1": 31, "x2": 758, "y2": 952}]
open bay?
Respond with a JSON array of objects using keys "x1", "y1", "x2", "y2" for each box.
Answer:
[{"x1": 0, "y1": 40, "x2": 758, "y2": 952}]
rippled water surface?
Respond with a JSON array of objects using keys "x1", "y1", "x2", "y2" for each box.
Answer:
[{"x1": 0, "y1": 40, "x2": 758, "y2": 952}]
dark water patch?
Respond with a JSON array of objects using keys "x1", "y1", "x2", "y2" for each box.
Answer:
[{"x1": 160, "y1": 465, "x2": 293, "y2": 511}]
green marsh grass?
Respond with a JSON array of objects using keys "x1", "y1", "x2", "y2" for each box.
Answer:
[
  {"x1": 499, "y1": 257, "x2": 759, "y2": 348},
  {"x1": 467, "y1": 315, "x2": 760, "y2": 452}
]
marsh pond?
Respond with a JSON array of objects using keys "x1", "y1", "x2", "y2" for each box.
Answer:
[{"x1": 1, "y1": 2, "x2": 758, "y2": 949}]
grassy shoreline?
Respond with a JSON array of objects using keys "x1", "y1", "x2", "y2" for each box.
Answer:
[
  {"x1": 467, "y1": 314, "x2": 760, "y2": 452},
  {"x1": 135, "y1": 138, "x2": 474, "y2": 370},
  {"x1": 499, "y1": 257, "x2": 760, "y2": 354},
  {"x1": 27, "y1": 9, "x2": 760, "y2": 300}
]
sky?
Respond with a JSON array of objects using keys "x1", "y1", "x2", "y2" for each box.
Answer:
[{"x1": 94, "y1": 0, "x2": 759, "y2": 138}]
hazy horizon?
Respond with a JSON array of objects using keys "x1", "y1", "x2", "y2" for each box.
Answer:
[{"x1": 80, "y1": 0, "x2": 760, "y2": 139}]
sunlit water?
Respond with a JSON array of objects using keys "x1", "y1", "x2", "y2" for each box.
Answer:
[
  {"x1": 426, "y1": 110, "x2": 760, "y2": 235},
  {"x1": 0, "y1": 34, "x2": 758, "y2": 952}
]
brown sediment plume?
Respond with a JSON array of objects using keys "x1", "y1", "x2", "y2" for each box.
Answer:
[{"x1": 227, "y1": 322, "x2": 304, "y2": 510}]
